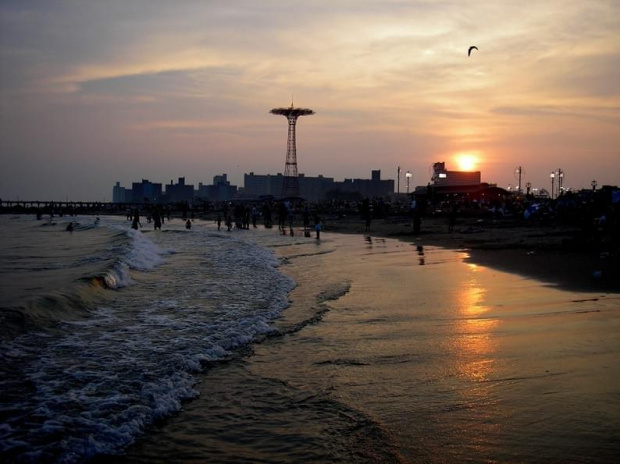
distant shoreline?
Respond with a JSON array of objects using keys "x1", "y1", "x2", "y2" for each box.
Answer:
[
  {"x1": 4, "y1": 207, "x2": 619, "y2": 293},
  {"x1": 323, "y1": 215, "x2": 620, "y2": 294}
]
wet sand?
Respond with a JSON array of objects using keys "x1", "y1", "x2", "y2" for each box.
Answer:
[
  {"x1": 323, "y1": 215, "x2": 620, "y2": 294},
  {"x1": 116, "y1": 227, "x2": 620, "y2": 463}
]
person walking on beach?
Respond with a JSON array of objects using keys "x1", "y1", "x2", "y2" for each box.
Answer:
[
  {"x1": 278, "y1": 202, "x2": 288, "y2": 234},
  {"x1": 226, "y1": 214, "x2": 233, "y2": 232},
  {"x1": 288, "y1": 205, "x2": 295, "y2": 236},
  {"x1": 303, "y1": 207, "x2": 311, "y2": 237},
  {"x1": 251, "y1": 206, "x2": 258, "y2": 228},
  {"x1": 314, "y1": 214, "x2": 322, "y2": 240},
  {"x1": 362, "y1": 198, "x2": 371, "y2": 232},
  {"x1": 216, "y1": 214, "x2": 222, "y2": 231},
  {"x1": 448, "y1": 204, "x2": 458, "y2": 233},
  {"x1": 185, "y1": 219, "x2": 192, "y2": 230},
  {"x1": 410, "y1": 198, "x2": 422, "y2": 234}
]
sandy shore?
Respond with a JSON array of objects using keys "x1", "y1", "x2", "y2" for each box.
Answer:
[{"x1": 322, "y1": 214, "x2": 620, "y2": 293}]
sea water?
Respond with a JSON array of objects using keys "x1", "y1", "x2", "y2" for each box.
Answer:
[
  {"x1": 2, "y1": 215, "x2": 619, "y2": 464},
  {"x1": 118, "y1": 232, "x2": 619, "y2": 464},
  {"x1": 0, "y1": 215, "x2": 295, "y2": 463}
]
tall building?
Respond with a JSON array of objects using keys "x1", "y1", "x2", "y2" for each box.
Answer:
[
  {"x1": 213, "y1": 174, "x2": 227, "y2": 185},
  {"x1": 244, "y1": 172, "x2": 284, "y2": 198},
  {"x1": 340, "y1": 170, "x2": 394, "y2": 199},
  {"x1": 243, "y1": 171, "x2": 391, "y2": 202},
  {"x1": 165, "y1": 177, "x2": 194, "y2": 203},
  {"x1": 131, "y1": 179, "x2": 162, "y2": 203},
  {"x1": 112, "y1": 182, "x2": 126, "y2": 203},
  {"x1": 299, "y1": 174, "x2": 335, "y2": 202},
  {"x1": 196, "y1": 174, "x2": 237, "y2": 201}
]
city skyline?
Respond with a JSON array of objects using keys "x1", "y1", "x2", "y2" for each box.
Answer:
[{"x1": 1, "y1": 1, "x2": 619, "y2": 201}]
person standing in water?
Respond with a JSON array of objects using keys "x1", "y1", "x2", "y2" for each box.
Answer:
[
  {"x1": 131, "y1": 209, "x2": 141, "y2": 230},
  {"x1": 153, "y1": 211, "x2": 162, "y2": 231}
]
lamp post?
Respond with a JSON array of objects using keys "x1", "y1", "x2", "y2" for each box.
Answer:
[
  {"x1": 406, "y1": 171, "x2": 412, "y2": 194},
  {"x1": 515, "y1": 166, "x2": 523, "y2": 193},
  {"x1": 526, "y1": 182, "x2": 531, "y2": 196},
  {"x1": 550, "y1": 172, "x2": 555, "y2": 199},
  {"x1": 557, "y1": 169, "x2": 564, "y2": 195},
  {"x1": 397, "y1": 166, "x2": 401, "y2": 196}
]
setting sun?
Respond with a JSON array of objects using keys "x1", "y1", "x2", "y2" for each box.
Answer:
[{"x1": 455, "y1": 154, "x2": 479, "y2": 171}]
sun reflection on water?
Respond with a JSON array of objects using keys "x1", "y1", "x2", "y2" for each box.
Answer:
[
  {"x1": 452, "y1": 264, "x2": 509, "y2": 453},
  {"x1": 454, "y1": 268, "x2": 499, "y2": 381},
  {"x1": 448, "y1": 265, "x2": 504, "y2": 451}
]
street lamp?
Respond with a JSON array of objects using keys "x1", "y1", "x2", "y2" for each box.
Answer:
[
  {"x1": 591, "y1": 179, "x2": 597, "y2": 192},
  {"x1": 526, "y1": 182, "x2": 531, "y2": 195},
  {"x1": 406, "y1": 171, "x2": 413, "y2": 194},
  {"x1": 515, "y1": 166, "x2": 523, "y2": 193},
  {"x1": 550, "y1": 172, "x2": 555, "y2": 199},
  {"x1": 397, "y1": 166, "x2": 401, "y2": 196},
  {"x1": 558, "y1": 169, "x2": 564, "y2": 195}
]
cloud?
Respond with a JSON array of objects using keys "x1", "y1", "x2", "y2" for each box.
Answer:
[
  {"x1": 1, "y1": 0, "x2": 619, "y2": 200},
  {"x1": 491, "y1": 104, "x2": 620, "y2": 125}
]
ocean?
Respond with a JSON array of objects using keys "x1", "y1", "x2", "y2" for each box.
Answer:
[{"x1": 1, "y1": 214, "x2": 619, "y2": 463}]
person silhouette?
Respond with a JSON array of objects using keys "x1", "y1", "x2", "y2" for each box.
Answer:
[
  {"x1": 314, "y1": 214, "x2": 322, "y2": 240},
  {"x1": 131, "y1": 209, "x2": 141, "y2": 230}
]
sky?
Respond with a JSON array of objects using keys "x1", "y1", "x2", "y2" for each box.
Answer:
[{"x1": 1, "y1": 0, "x2": 619, "y2": 201}]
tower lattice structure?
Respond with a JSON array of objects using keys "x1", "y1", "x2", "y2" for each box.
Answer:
[{"x1": 270, "y1": 103, "x2": 315, "y2": 199}]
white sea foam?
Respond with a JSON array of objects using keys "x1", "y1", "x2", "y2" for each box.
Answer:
[
  {"x1": 124, "y1": 228, "x2": 167, "y2": 271},
  {"x1": 1, "y1": 221, "x2": 296, "y2": 463},
  {"x1": 98, "y1": 226, "x2": 169, "y2": 289},
  {"x1": 102, "y1": 262, "x2": 133, "y2": 288}
]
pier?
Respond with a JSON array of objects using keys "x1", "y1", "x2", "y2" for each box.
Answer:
[{"x1": 1, "y1": 200, "x2": 166, "y2": 215}]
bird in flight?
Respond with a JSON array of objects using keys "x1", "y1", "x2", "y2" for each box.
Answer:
[{"x1": 468, "y1": 46, "x2": 478, "y2": 56}]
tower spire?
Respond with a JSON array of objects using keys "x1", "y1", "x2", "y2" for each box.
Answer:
[{"x1": 270, "y1": 103, "x2": 315, "y2": 199}]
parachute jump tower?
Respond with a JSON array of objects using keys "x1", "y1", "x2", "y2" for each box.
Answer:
[{"x1": 270, "y1": 102, "x2": 315, "y2": 199}]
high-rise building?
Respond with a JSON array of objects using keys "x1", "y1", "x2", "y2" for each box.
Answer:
[
  {"x1": 131, "y1": 179, "x2": 162, "y2": 203},
  {"x1": 340, "y1": 170, "x2": 394, "y2": 199},
  {"x1": 112, "y1": 182, "x2": 126, "y2": 203},
  {"x1": 244, "y1": 172, "x2": 284, "y2": 198},
  {"x1": 243, "y1": 171, "x2": 390, "y2": 202},
  {"x1": 195, "y1": 174, "x2": 237, "y2": 201},
  {"x1": 165, "y1": 177, "x2": 194, "y2": 203}
]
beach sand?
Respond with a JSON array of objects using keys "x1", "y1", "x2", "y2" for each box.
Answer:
[
  {"x1": 116, "y1": 224, "x2": 620, "y2": 463},
  {"x1": 323, "y1": 214, "x2": 620, "y2": 294}
]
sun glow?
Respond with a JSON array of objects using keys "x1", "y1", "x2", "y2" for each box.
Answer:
[{"x1": 455, "y1": 153, "x2": 479, "y2": 171}]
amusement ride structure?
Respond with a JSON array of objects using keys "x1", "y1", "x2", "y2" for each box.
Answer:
[{"x1": 270, "y1": 101, "x2": 315, "y2": 198}]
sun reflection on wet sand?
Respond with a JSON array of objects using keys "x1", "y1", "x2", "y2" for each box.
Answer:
[
  {"x1": 454, "y1": 270, "x2": 499, "y2": 378},
  {"x1": 450, "y1": 265, "x2": 505, "y2": 453}
]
